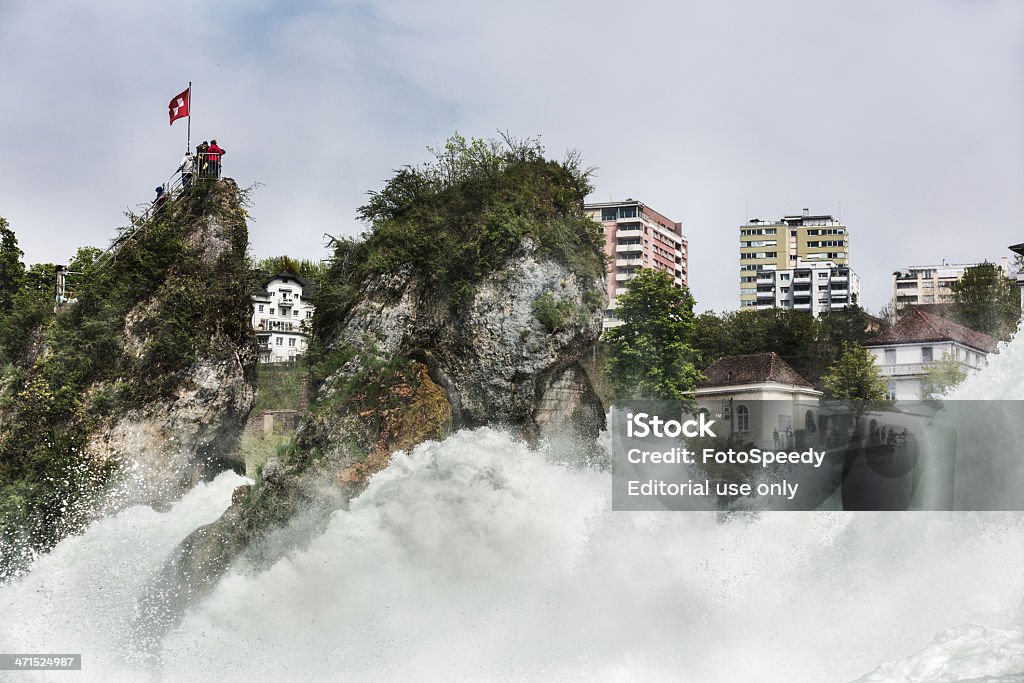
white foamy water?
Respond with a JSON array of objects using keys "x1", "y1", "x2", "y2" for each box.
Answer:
[{"x1": 3, "y1": 331, "x2": 1024, "y2": 682}]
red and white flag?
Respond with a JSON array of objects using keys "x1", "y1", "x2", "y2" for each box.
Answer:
[{"x1": 168, "y1": 87, "x2": 190, "y2": 125}]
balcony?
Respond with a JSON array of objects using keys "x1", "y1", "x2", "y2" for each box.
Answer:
[
  {"x1": 257, "y1": 320, "x2": 296, "y2": 332},
  {"x1": 794, "y1": 303, "x2": 811, "y2": 310},
  {"x1": 831, "y1": 288, "x2": 848, "y2": 296},
  {"x1": 616, "y1": 257, "x2": 643, "y2": 267},
  {"x1": 616, "y1": 244, "x2": 642, "y2": 253},
  {"x1": 615, "y1": 272, "x2": 636, "y2": 282},
  {"x1": 877, "y1": 362, "x2": 932, "y2": 377},
  {"x1": 830, "y1": 275, "x2": 848, "y2": 283}
]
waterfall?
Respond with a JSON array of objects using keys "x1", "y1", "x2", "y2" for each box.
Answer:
[{"x1": 3, "y1": 334, "x2": 1024, "y2": 682}]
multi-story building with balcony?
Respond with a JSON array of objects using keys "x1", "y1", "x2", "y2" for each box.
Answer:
[
  {"x1": 584, "y1": 199, "x2": 687, "y2": 328},
  {"x1": 740, "y1": 209, "x2": 849, "y2": 309},
  {"x1": 252, "y1": 273, "x2": 316, "y2": 363},
  {"x1": 891, "y1": 259, "x2": 1010, "y2": 311},
  {"x1": 865, "y1": 308, "x2": 997, "y2": 401},
  {"x1": 752, "y1": 258, "x2": 861, "y2": 316}
]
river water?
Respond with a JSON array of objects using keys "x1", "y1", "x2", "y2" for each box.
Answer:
[{"x1": 2, "y1": 335, "x2": 1023, "y2": 682}]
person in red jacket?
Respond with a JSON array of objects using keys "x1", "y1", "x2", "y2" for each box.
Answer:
[{"x1": 208, "y1": 139, "x2": 226, "y2": 178}]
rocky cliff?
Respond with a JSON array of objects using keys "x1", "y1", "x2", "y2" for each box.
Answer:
[
  {"x1": 163, "y1": 137, "x2": 608, "y2": 603},
  {"x1": 83, "y1": 182, "x2": 257, "y2": 507},
  {"x1": 0, "y1": 180, "x2": 257, "y2": 577}
]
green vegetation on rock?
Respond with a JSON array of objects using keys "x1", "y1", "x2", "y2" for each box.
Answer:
[
  {"x1": 313, "y1": 133, "x2": 604, "y2": 343},
  {"x1": 0, "y1": 182, "x2": 256, "y2": 579}
]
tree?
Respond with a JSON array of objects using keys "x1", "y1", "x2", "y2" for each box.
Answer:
[
  {"x1": 820, "y1": 343, "x2": 894, "y2": 421},
  {"x1": 0, "y1": 217, "x2": 25, "y2": 314},
  {"x1": 922, "y1": 352, "x2": 967, "y2": 400},
  {"x1": 254, "y1": 255, "x2": 328, "y2": 282},
  {"x1": 949, "y1": 262, "x2": 1020, "y2": 341},
  {"x1": 603, "y1": 269, "x2": 704, "y2": 406}
]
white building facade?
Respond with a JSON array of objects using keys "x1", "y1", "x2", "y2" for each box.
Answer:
[
  {"x1": 753, "y1": 259, "x2": 861, "y2": 316},
  {"x1": 253, "y1": 273, "x2": 316, "y2": 363},
  {"x1": 694, "y1": 352, "x2": 823, "y2": 448},
  {"x1": 865, "y1": 308, "x2": 997, "y2": 401},
  {"x1": 892, "y1": 259, "x2": 1010, "y2": 311}
]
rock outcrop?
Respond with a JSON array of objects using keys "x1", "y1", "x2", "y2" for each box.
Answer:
[
  {"x1": 154, "y1": 137, "x2": 609, "y2": 620},
  {"x1": 335, "y1": 239, "x2": 604, "y2": 437},
  {"x1": 83, "y1": 180, "x2": 258, "y2": 507},
  {"x1": 163, "y1": 237, "x2": 605, "y2": 610}
]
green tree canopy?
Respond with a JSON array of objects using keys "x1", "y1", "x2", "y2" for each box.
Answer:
[
  {"x1": 313, "y1": 133, "x2": 604, "y2": 341},
  {"x1": 688, "y1": 305, "x2": 880, "y2": 389},
  {"x1": 603, "y1": 269, "x2": 704, "y2": 405},
  {"x1": 0, "y1": 217, "x2": 25, "y2": 314},
  {"x1": 922, "y1": 352, "x2": 967, "y2": 401},
  {"x1": 950, "y1": 262, "x2": 1020, "y2": 341},
  {"x1": 254, "y1": 255, "x2": 328, "y2": 283},
  {"x1": 820, "y1": 342, "x2": 894, "y2": 417}
]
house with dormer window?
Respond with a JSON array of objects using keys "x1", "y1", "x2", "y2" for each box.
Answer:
[{"x1": 252, "y1": 272, "x2": 317, "y2": 363}]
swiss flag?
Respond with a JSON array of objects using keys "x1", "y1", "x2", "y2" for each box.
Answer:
[{"x1": 168, "y1": 87, "x2": 190, "y2": 125}]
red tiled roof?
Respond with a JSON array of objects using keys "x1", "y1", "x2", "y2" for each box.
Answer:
[
  {"x1": 865, "y1": 308, "x2": 998, "y2": 353},
  {"x1": 700, "y1": 352, "x2": 813, "y2": 388}
]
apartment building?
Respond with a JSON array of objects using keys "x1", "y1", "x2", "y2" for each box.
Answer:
[
  {"x1": 253, "y1": 273, "x2": 316, "y2": 363},
  {"x1": 892, "y1": 259, "x2": 1010, "y2": 311},
  {"x1": 753, "y1": 258, "x2": 861, "y2": 316},
  {"x1": 584, "y1": 199, "x2": 688, "y2": 328},
  {"x1": 740, "y1": 210, "x2": 849, "y2": 309},
  {"x1": 1012, "y1": 244, "x2": 1024, "y2": 309}
]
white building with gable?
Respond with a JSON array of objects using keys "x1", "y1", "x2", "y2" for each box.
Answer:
[{"x1": 252, "y1": 273, "x2": 316, "y2": 363}]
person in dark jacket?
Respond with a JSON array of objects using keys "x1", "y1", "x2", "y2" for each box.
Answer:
[
  {"x1": 196, "y1": 141, "x2": 210, "y2": 178},
  {"x1": 154, "y1": 185, "x2": 168, "y2": 210},
  {"x1": 208, "y1": 139, "x2": 225, "y2": 178}
]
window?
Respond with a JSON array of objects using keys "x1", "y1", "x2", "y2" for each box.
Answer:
[
  {"x1": 288, "y1": 338, "x2": 296, "y2": 347},
  {"x1": 887, "y1": 382, "x2": 896, "y2": 401},
  {"x1": 922, "y1": 346, "x2": 933, "y2": 362},
  {"x1": 269, "y1": 308, "x2": 275, "y2": 315},
  {"x1": 293, "y1": 310, "x2": 299, "y2": 316},
  {"x1": 258, "y1": 304, "x2": 264, "y2": 312},
  {"x1": 884, "y1": 349, "x2": 896, "y2": 364},
  {"x1": 275, "y1": 337, "x2": 283, "y2": 346},
  {"x1": 736, "y1": 404, "x2": 749, "y2": 432},
  {"x1": 780, "y1": 273, "x2": 790, "y2": 281}
]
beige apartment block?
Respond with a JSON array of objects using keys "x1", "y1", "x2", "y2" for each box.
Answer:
[{"x1": 740, "y1": 209, "x2": 849, "y2": 309}]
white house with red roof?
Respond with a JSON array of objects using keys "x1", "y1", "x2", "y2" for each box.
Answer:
[
  {"x1": 864, "y1": 308, "x2": 998, "y2": 401},
  {"x1": 694, "y1": 352, "x2": 822, "y2": 447}
]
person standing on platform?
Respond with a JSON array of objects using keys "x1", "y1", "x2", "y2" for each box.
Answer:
[
  {"x1": 178, "y1": 151, "x2": 194, "y2": 190},
  {"x1": 208, "y1": 139, "x2": 225, "y2": 178}
]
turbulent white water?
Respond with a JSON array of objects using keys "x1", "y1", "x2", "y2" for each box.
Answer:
[{"x1": 3, "y1": 334, "x2": 1024, "y2": 682}]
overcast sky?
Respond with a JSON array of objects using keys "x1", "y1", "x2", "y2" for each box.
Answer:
[{"x1": 2, "y1": 0, "x2": 1022, "y2": 313}]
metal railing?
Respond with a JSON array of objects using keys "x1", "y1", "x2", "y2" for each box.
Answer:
[{"x1": 94, "y1": 153, "x2": 225, "y2": 272}]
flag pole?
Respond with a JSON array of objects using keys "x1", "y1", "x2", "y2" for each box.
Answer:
[{"x1": 186, "y1": 81, "x2": 192, "y2": 152}]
